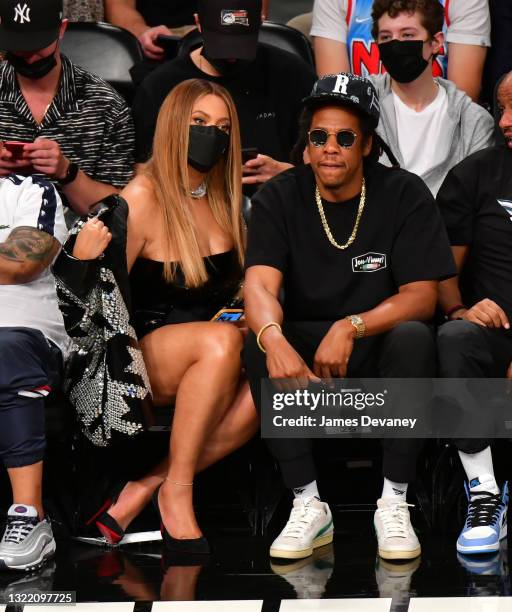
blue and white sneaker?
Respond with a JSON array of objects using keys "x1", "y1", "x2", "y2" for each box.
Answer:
[{"x1": 457, "y1": 475, "x2": 508, "y2": 555}]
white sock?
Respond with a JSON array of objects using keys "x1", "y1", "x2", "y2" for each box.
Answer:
[
  {"x1": 458, "y1": 447, "x2": 499, "y2": 496},
  {"x1": 293, "y1": 480, "x2": 319, "y2": 502},
  {"x1": 381, "y1": 478, "x2": 408, "y2": 502}
]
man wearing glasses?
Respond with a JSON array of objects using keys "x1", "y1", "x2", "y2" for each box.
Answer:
[{"x1": 243, "y1": 74, "x2": 455, "y2": 561}]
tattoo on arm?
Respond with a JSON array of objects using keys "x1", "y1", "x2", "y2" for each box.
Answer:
[{"x1": 0, "y1": 226, "x2": 58, "y2": 265}]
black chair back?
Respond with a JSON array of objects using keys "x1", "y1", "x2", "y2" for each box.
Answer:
[
  {"x1": 61, "y1": 22, "x2": 142, "y2": 103},
  {"x1": 179, "y1": 21, "x2": 314, "y2": 67},
  {"x1": 259, "y1": 21, "x2": 314, "y2": 66}
]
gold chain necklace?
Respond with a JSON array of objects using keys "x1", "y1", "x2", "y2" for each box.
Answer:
[{"x1": 315, "y1": 179, "x2": 366, "y2": 250}]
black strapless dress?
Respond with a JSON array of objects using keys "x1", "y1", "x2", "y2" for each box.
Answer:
[{"x1": 130, "y1": 250, "x2": 242, "y2": 339}]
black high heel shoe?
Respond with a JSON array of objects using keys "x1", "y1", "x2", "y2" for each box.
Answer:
[
  {"x1": 86, "y1": 483, "x2": 126, "y2": 545},
  {"x1": 152, "y1": 484, "x2": 210, "y2": 555}
]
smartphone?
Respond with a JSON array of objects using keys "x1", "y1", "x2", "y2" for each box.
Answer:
[
  {"x1": 155, "y1": 34, "x2": 182, "y2": 58},
  {"x1": 4, "y1": 141, "x2": 28, "y2": 160},
  {"x1": 211, "y1": 308, "x2": 244, "y2": 322},
  {"x1": 242, "y1": 147, "x2": 259, "y2": 163}
]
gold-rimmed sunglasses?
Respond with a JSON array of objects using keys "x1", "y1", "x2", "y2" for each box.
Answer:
[{"x1": 308, "y1": 128, "x2": 358, "y2": 148}]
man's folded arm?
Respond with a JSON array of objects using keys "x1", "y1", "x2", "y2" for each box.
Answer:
[{"x1": 0, "y1": 226, "x2": 60, "y2": 285}]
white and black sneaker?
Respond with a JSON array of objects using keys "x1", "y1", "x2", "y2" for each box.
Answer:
[
  {"x1": 0, "y1": 505, "x2": 56, "y2": 572},
  {"x1": 270, "y1": 497, "x2": 333, "y2": 560}
]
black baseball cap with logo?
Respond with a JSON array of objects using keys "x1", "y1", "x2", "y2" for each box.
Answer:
[
  {"x1": 198, "y1": 0, "x2": 261, "y2": 61},
  {"x1": 0, "y1": 0, "x2": 63, "y2": 52},
  {"x1": 303, "y1": 73, "x2": 381, "y2": 128}
]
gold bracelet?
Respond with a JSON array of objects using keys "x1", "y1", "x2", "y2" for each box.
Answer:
[{"x1": 257, "y1": 322, "x2": 282, "y2": 353}]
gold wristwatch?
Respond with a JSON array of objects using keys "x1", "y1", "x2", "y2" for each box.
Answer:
[{"x1": 346, "y1": 314, "x2": 366, "y2": 339}]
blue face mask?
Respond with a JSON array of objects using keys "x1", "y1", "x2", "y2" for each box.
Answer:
[{"x1": 188, "y1": 125, "x2": 230, "y2": 173}]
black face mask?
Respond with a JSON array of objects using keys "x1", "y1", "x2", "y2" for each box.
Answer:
[
  {"x1": 378, "y1": 39, "x2": 430, "y2": 83},
  {"x1": 7, "y1": 42, "x2": 58, "y2": 80},
  {"x1": 188, "y1": 125, "x2": 230, "y2": 173},
  {"x1": 201, "y1": 49, "x2": 252, "y2": 77}
]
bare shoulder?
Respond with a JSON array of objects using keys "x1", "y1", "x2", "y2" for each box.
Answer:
[{"x1": 121, "y1": 174, "x2": 159, "y2": 223}]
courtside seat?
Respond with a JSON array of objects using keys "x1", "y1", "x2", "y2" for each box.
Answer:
[{"x1": 61, "y1": 22, "x2": 142, "y2": 103}]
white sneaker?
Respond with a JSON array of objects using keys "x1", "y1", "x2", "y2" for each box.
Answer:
[
  {"x1": 374, "y1": 498, "x2": 421, "y2": 560},
  {"x1": 270, "y1": 497, "x2": 333, "y2": 560}
]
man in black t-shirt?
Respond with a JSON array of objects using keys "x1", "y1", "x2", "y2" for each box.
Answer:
[
  {"x1": 436, "y1": 71, "x2": 512, "y2": 557},
  {"x1": 132, "y1": 0, "x2": 315, "y2": 188},
  {"x1": 243, "y1": 73, "x2": 455, "y2": 562}
]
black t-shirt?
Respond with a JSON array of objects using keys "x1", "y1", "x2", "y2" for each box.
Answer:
[
  {"x1": 437, "y1": 145, "x2": 512, "y2": 320},
  {"x1": 246, "y1": 163, "x2": 456, "y2": 322},
  {"x1": 136, "y1": 0, "x2": 197, "y2": 28},
  {"x1": 131, "y1": 44, "x2": 316, "y2": 163}
]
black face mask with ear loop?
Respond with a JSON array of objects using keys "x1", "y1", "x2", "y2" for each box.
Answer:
[
  {"x1": 201, "y1": 48, "x2": 252, "y2": 77},
  {"x1": 6, "y1": 40, "x2": 59, "y2": 80},
  {"x1": 187, "y1": 125, "x2": 230, "y2": 173},
  {"x1": 378, "y1": 39, "x2": 432, "y2": 83}
]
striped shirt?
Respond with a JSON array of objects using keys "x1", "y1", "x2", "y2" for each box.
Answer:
[{"x1": 0, "y1": 55, "x2": 135, "y2": 197}]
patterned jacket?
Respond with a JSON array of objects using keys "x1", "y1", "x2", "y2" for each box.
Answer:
[{"x1": 52, "y1": 195, "x2": 152, "y2": 447}]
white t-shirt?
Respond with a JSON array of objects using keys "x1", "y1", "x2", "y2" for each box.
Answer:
[
  {"x1": 311, "y1": 0, "x2": 491, "y2": 77},
  {"x1": 0, "y1": 175, "x2": 69, "y2": 355},
  {"x1": 392, "y1": 85, "x2": 451, "y2": 179}
]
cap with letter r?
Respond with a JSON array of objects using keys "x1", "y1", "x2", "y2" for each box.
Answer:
[
  {"x1": 302, "y1": 73, "x2": 380, "y2": 128},
  {"x1": 0, "y1": 0, "x2": 63, "y2": 52}
]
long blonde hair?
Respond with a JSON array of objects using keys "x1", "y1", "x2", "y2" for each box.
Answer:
[{"x1": 144, "y1": 79, "x2": 244, "y2": 287}]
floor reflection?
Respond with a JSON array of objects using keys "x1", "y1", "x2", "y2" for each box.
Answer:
[
  {"x1": 0, "y1": 516, "x2": 508, "y2": 605},
  {"x1": 457, "y1": 541, "x2": 511, "y2": 597},
  {"x1": 270, "y1": 543, "x2": 334, "y2": 599},
  {"x1": 375, "y1": 556, "x2": 421, "y2": 608},
  {"x1": 0, "y1": 559, "x2": 56, "y2": 603}
]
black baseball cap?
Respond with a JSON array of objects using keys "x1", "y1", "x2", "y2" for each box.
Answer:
[
  {"x1": 0, "y1": 0, "x2": 63, "y2": 52},
  {"x1": 303, "y1": 73, "x2": 381, "y2": 128},
  {"x1": 198, "y1": 0, "x2": 261, "y2": 61}
]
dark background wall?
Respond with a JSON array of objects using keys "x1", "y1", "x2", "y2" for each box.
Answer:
[{"x1": 269, "y1": 0, "x2": 313, "y2": 23}]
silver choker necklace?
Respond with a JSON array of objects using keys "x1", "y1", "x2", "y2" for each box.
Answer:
[{"x1": 190, "y1": 181, "x2": 207, "y2": 199}]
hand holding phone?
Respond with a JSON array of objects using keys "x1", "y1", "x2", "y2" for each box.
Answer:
[
  {"x1": 3, "y1": 141, "x2": 29, "y2": 160},
  {"x1": 155, "y1": 34, "x2": 181, "y2": 58},
  {"x1": 242, "y1": 148, "x2": 259, "y2": 164}
]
